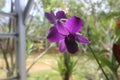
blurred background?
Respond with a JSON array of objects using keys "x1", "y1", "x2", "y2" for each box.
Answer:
[{"x1": 0, "y1": 0, "x2": 120, "y2": 80}]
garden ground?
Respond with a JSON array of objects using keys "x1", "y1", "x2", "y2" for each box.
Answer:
[{"x1": 0, "y1": 50, "x2": 99, "y2": 80}]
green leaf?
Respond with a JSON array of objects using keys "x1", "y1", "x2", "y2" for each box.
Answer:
[
  {"x1": 98, "y1": 56, "x2": 117, "y2": 74},
  {"x1": 99, "y1": 49, "x2": 109, "y2": 57},
  {"x1": 85, "y1": 53, "x2": 94, "y2": 59},
  {"x1": 115, "y1": 29, "x2": 120, "y2": 37}
]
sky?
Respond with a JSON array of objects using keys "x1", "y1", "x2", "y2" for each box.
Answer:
[
  {"x1": 1, "y1": 0, "x2": 11, "y2": 12},
  {"x1": 0, "y1": 0, "x2": 44, "y2": 24},
  {"x1": 1, "y1": 0, "x2": 28, "y2": 12},
  {"x1": 0, "y1": 0, "x2": 110, "y2": 24}
]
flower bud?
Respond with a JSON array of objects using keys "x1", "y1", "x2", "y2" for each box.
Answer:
[{"x1": 112, "y1": 43, "x2": 120, "y2": 64}]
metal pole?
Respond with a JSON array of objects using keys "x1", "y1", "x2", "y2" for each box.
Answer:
[
  {"x1": 0, "y1": 11, "x2": 16, "y2": 18},
  {"x1": 0, "y1": 33, "x2": 17, "y2": 38},
  {"x1": 15, "y1": 0, "x2": 26, "y2": 80}
]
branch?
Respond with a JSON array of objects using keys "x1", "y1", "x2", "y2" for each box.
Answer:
[
  {"x1": 0, "y1": 67, "x2": 8, "y2": 72},
  {"x1": 27, "y1": 43, "x2": 55, "y2": 73},
  {"x1": 0, "y1": 43, "x2": 10, "y2": 72}
]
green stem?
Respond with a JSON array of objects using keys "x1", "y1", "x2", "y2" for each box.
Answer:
[
  {"x1": 115, "y1": 71, "x2": 119, "y2": 80},
  {"x1": 88, "y1": 45, "x2": 109, "y2": 80},
  {"x1": 63, "y1": 53, "x2": 70, "y2": 80}
]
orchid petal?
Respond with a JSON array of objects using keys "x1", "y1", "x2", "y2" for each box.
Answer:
[
  {"x1": 56, "y1": 21, "x2": 69, "y2": 35},
  {"x1": 56, "y1": 11, "x2": 67, "y2": 20},
  {"x1": 65, "y1": 16, "x2": 82, "y2": 33},
  {"x1": 59, "y1": 39, "x2": 67, "y2": 52},
  {"x1": 45, "y1": 11, "x2": 56, "y2": 24},
  {"x1": 76, "y1": 33, "x2": 90, "y2": 44},
  {"x1": 47, "y1": 26, "x2": 64, "y2": 42},
  {"x1": 65, "y1": 36, "x2": 78, "y2": 53}
]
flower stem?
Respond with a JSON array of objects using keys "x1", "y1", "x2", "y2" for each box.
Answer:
[
  {"x1": 88, "y1": 45, "x2": 109, "y2": 80},
  {"x1": 115, "y1": 70, "x2": 119, "y2": 80},
  {"x1": 63, "y1": 53, "x2": 70, "y2": 80}
]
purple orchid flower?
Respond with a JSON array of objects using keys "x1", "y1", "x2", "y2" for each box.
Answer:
[
  {"x1": 45, "y1": 10, "x2": 67, "y2": 24},
  {"x1": 47, "y1": 16, "x2": 89, "y2": 53}
]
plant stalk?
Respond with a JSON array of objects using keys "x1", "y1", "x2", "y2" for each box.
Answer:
[
  {"x1": 63, "y1": 53, "x2": 70, "y2": 80},
  {"x1": 88, "y1": 45, "x2": 109, "y2": 80},
  {"x1": 115, "y1": 71, "x2": 119, "y2": 80}
]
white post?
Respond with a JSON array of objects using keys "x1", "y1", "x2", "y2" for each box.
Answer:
[{"x1": 15, "y1": 0, "x2": 26, "y2": 80}]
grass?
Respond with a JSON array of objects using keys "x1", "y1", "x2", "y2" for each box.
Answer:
[
  {"x1": 26, "y1": 53, "x2": 99, "y2": 80},
  {"x1": 27, "y1": 70, "x2": 61, "y2": 80},
  {"x1": 0, "y1": 51, "x2": 100, "y2": 80}
]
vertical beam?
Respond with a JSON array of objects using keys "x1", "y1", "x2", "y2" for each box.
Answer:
[{"x1": 15, "y1": 0, "x2": 26, "y2": 80}]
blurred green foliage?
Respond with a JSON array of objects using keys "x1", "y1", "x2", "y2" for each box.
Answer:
[
  {"x1": 1, "y1": 0, "x2": 120, "y2": 79},
  {"x1": 25, "y1": 0, "x2": 120, "y2": 79}
]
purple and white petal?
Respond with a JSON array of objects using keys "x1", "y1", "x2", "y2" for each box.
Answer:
[
  {"x1": 65, "y1": 36, "x2": 78, "y2": 53},
  {"x1": 75, "y1": 33, "x2": 90, "y2": 44},
  {"x1": 56, "y1": 21, "x2": 69, "y2": 35},
  {"x1": 59, "y1": 39, "x2": 67, "y2": 52},
  {"x1": 47, "y1": 26, "x2": 64, "y2": 42},
  {"x1": 56, "y1": 11, "x2": 67, "y2": 20},
  {"x1": 65, "y1": 16, "x2": 82, "y2": 33},
  {"x1": 45, "y1": 11, "x2": 56, "y2": 24}
]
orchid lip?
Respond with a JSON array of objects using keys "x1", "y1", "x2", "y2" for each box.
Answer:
[{"x1": 65, "y1": 34, "x2": 78, "y2": 53}]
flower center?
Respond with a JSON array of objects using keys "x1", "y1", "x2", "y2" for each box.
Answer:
[
  {"x1": 65, "y1": 34, "x2": 78, "y2": 53},
  {"x1": 66, "y1": 34, "x2": 75, "y2": 41},
  {"x1": 60, "y1": 18, "x2": 67, "y2": 23}
]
